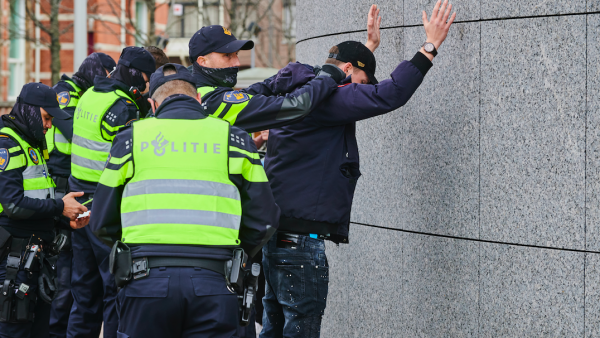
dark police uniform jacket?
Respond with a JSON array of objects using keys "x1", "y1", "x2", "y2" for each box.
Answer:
[
  {"x1": 68, "y1": 77, "x2": 139, "y2": 194},
  {"x1": 48, "y1": 75, "x2": 79, "y2": 178},
  {"x1": 90, "y1": 95, "x2": 279, "y2": 260},
  {"x1": 193, "y1": 63, "x2": 340, "y2": 133},
  {"x1": 265, "y1": 52, "x2": 433, "y2": 243},
  {"x1": 0, "y1": 119, "x2": 64, "y2": 242}
]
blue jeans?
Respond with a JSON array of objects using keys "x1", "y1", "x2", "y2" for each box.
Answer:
[{"x1": 260, "y1": 234, "x2": 329, "y2": 338}]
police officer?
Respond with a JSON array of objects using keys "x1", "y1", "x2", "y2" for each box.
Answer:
[
  {"x1": 0, "y1": 83, "x2": 89, "y2": 337},
  {"x1": 67, "y1": 47, "x2": 155, "y2": 338},
  {"x1": 47, "y1": 52, "x2": 116, "y2": 338},
  {"x1": 90, "y1": 63, "x2": 279, "y2": 338},
  {"x1": 189, "y1": 25, "x2": 347, "y2": 133}
]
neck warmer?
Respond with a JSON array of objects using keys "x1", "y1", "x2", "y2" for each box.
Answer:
[
  {"x1": 72, "y1": 53, "x2": 110, "y2": 93},
  {"x1": 2, "y1": 101, "x2": 45, "y2": 148},
  {"x1": 111, "y1": 64, "x2": 147, "y2": 92},
  {"x1": 192, "y1": 62, "x2": 239, "y2": 88}
]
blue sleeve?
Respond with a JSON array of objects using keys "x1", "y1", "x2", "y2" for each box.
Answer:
[
  {"x1": 241, "y1": 75, "x2": 276, "y2": 96},
  {"x1": 228, "y1": 126, "x2": 279, "y2": 257},
  {"x1": 0, "y1": 137, "x2": 64, "y2": 221},
  {"x1": 312, "y1": 56, "x2": 429, "y2": 126},
  {"x1": 232, "y1": 74, "x2": 339, "y2": 133},
  {"x1": 101, "y1": 99, "x2": 138, "y2": 141},
  {"x1": 90, "y1": 126, "x2": 133, "y2": 246}
]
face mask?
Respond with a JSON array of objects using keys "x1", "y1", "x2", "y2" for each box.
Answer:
[{"x1": 193, "y1": 63, "x2": 239, "y2": 88}]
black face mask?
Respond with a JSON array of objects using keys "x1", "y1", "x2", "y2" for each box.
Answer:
[{"x1": 193, "y1": 63, "x2": 239, "y2": 88}]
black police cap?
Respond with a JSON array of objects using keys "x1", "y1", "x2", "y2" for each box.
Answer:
[
  {"x1": 117, "y1": 46, "x2": 156, "y2": 78},
  {"x1": 97, "y1": 52, "x2": 117, "y2": 72},
  {"x1": 329, "y1": 41, "x2": 378, "y2": 84},
  {"x1": 149, "y1": 63, "x2": 196, "y2": 97},
  {"x1": 188, "y1": 25, "x2": 254, "y2": 63},
  {"x1": 17, "y1": 83, "x2": 70, "y2": 120}
]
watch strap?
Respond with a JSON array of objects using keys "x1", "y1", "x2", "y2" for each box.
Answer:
[{"x1": 422, "y1": 42, "x2": 438, "y2": 57}]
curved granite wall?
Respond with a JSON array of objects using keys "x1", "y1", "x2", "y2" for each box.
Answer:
[{"x1": 295, "y1": 1, "x2": 600, "y2": 336}]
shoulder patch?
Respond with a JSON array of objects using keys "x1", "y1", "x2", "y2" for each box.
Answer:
[
  {"x1": 223, "y1": 91, "x2": 249, "y2": 104},
  {"x1": 28, "y1": 147, "x2": 39, "y2": 165},
  {"x1": 57, "y1": 91, "x2": 71, "y2": 106},
  {"x1": 0, "y1": 148, "x2": 9, "y2": 170}
]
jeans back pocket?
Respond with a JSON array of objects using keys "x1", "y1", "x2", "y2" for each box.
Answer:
[{"x1": 274, "y1": 264, "x2": 306, "y2": 305}]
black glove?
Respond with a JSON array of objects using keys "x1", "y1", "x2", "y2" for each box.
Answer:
[{"x1": 316, "y1": 64, "x2": 346, "y2": 83}]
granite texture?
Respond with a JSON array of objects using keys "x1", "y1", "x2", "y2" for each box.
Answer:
[
  {"x1": 401, "y1": 234, "x2": 479, "y2": 337},
  {"x1": 481, "y1": 0, "x2": 586, "y2": 19},
  {"x1": 587, "y1": 14, "x2": 600, "y2": 251},
  {"x1": 480, "y1": 16, "x2": 586, "y2": 250},
  {"x1": 479, "y1": 243, "x2": 585, "y2": 337},
  {"x1": 404, "y1": 0, "x2": 480, "y2": 26},
  {"x1": 585, "y1": 253, "x2": 600, "y2": 338},
  {"x1": 296, "y1": 0, "x2": 403, "y2": 42},
  {"x1": 320, "y1": 225, "x2": 405, "y2": 338},
  {"x1": 399, "y1": 22, "x2": 480, "y2": 238},
  {"x1": 295, "y1": 2, "x2": 595, "y2": 336}
]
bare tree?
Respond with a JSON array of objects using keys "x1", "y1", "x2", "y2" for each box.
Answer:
[{"x1": 6, "y1": 0, "x2": 73, "y2": 84}]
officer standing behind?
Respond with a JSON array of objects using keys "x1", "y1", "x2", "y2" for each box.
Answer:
[
  {"x1": 48, "y1": 52, "x2": 116, "y2": 338},
  {"x1": 189, "y1": 25, "x2": 347, "y2": 133},
  {"x1": 0, "y1": 83, "x2": 89, "y2": 338},
  {"x1": 90, "y1": 64, "x2": 279, "y2": 338},
  {"x1": 67, "y1": 47, "x2": 155, "y2": 338},
  {"x1": 261, "y1": 2, "x2": 456, "y2": 337}
]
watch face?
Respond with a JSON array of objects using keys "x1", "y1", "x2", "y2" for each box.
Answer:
[{"x1": 424, "y1": 43, "x2": 434, "y2": 52}]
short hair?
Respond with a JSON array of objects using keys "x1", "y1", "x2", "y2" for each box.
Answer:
[
  {"x1": 145, "y1": 46, "x2": 169, "y2": 69},
  {"x1": 151, "y1": 65, "x2": 197, "y2": 103},
  {"x1": 324, "y1": 46, "x2": 346, "y2": 67}
]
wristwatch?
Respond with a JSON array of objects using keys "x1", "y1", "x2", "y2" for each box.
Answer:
[{"x1": 422, "y1": 42, "x2": 438, "y2": 57}]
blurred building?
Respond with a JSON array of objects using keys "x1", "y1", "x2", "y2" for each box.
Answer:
[
  {"x1": 0, "y1": 0, "x2": 169, "y2": 113},
  {"x1": 0, "y1": 0, "x2": 294, "y2": 114},
  {"x1": 164, "y1": 0, "x2": 296, "y2": 70}
]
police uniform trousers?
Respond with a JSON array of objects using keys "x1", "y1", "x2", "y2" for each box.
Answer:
[
  {"x1": 67, "y1": 197, "x2": 118, "y2": 338},
  {"x1": 49, "y1": 180, "x2": 74, "y2": 338},
  {"x1": 0, "y1": 253, "x2": 51, "y2": 338},
  {"x1": 116, "y1": 266, "x2": 239, "y2": 338},
  {"x1": 48, "y1": 237, "x2": 73, "y2": 338},
  {"x1": 260, "y1": 234, "x2": 329, "y2": 338}
]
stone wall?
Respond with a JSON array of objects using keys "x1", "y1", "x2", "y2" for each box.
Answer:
[{"x1": 295, "y1": 1, "x2": 600, "y2": 336}]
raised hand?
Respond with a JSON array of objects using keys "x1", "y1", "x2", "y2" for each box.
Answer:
[
  {"x1": 365, "y1": 4, "x2": 382, "y2": 52},
  {"x1": 422, "y1": 0, "x2": 456, "y2": 51}
]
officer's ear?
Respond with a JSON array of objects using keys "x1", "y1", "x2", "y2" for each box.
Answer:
[
  {"x1": 148, "y1": 98, "x2": 157, "y2": 114},
  {"x1": 340, "y1": 62, "x2": 353, "y2": 76},
  {"x1": 196, "y1": 93, "x2": 202, "y2": 105}
]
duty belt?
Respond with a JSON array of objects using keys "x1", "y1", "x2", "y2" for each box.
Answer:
[{"x1": 132, "y1": 256, "x2": 226, "y2": 280}]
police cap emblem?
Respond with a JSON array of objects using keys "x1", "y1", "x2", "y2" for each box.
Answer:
[
  {"x1": 223, "y1": 91, "x2": 249, "y2": 104},
  {"x1": 28, "y1": 147, "x2": 39, "y2": 165},
  {"x1": 57, "y1": 91, "x2": 71, "y2": 107},
  {"x1": 0, "y1": 148, "x2": 9, "y2": 170}
]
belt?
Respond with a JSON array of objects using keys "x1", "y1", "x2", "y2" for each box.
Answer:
[{"x1": 134, "y1": 257, "x2": 226, "y2": 277}]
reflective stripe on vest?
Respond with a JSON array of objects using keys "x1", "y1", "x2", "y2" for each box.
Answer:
[
  {"x1": 120, "y1": 117, "x2": 241, "y2": 246},
  {"x1": 46, "y1": 80, "x2": 80, "y2": 155},
  {"x1": 197, "y1": 86, "x2": 252, "y2": 126},
  {"x1": 71, "y1": 88, "x2": 137, "y2": 183},
  {"x1": 0, "y1": 127, "x2": 56, "y2": 214}
]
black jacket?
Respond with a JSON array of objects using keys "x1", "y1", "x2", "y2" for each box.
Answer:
[
  {"x1": 0, "y1": 120, "x2": 65, "y2": 241},
  {"x1": 265, "y1": 52, "x2": 432, "y2": 243}
]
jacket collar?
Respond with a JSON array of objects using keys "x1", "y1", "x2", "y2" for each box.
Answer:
[
  {"x1": 154, "y1": 95, "x2": 207, "y2": 120},
  {"x1": 92, "y1": 76, "x2": 132, "y2": 95}
]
